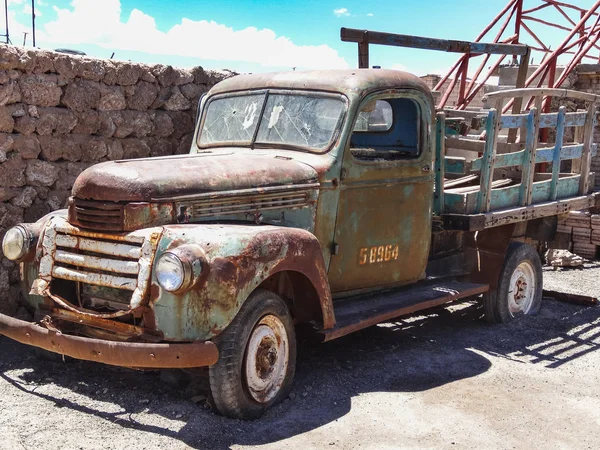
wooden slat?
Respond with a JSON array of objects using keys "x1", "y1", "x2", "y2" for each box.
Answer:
[
  {"x1": 476, "y1": 108, "x2": 500, "y2": 212},
  {"x1": 550, "y1": 106, "x2": 566, "y2": 201},
  {"x1": 579, "y1": 104, "x2": 597, "y2": 195},
  {"x1": 434, "y1": 112, "x2": 445, "y2": 215},
  {"x1": 536, "y1": 144, "x2": 584, "y2": 163},
  {"x1": 443, "y1": 193, "x2": 599, "y2": 231},
  {"x1": 508, "y1": 48, "x2": 530, "y2": 144},
  {"x1": 492, "y1": 110, "x2": 587, "y2": 130},
  {"x1": 483, "y1": 87, "x2": 600, "y2": 104},
  {"x1": 443, "y1": 174, "x2": 478, "y2": 189},
  {"x1": 444, "y1": 156, "x2": 469, "y2": 174},
  {"x1": 572, "y1": 117, "x2": 584, "y2": 174},
  {"x1": 519, "y1": 107, "x2": 540, "y2": 206},
  {"x1": 500, "y1": 113, "x2": 528, "y2": 129},
  {"x1": 446, "y1": 178, "x2": 513, "y2": 194},
  {"x1": 472, "y1": 150, "x2": 524, "y2": 171}
]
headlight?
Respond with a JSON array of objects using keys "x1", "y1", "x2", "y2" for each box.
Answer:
[
  {"x1": 155, "y1": 245, "x2": 205, "y2": 293},
  {"x1": 2, "y1": 226, "x2": 32, "y2": 261}
]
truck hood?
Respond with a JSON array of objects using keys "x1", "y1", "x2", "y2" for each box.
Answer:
[{"x1": 72, "y1": 151, "x2": 319, "y2": 202}]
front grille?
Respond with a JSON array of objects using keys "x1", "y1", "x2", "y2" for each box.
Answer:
[
  {"x1": 52, "y1": 232, "x2": 141, "y2": 291},
  {"x1": 72, "y1": 198, "x2": 124, "y2": 231},
  {"x1": 39, "y1": 218, "x2": 159, "y2": 311},
  {"x1": 178, "y1": 190, "x2": 311, "y2": 221}
]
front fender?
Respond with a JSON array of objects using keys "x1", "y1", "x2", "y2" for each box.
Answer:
[{"x1": 153, "y1": 224, "x2": 333, "y2": 340}]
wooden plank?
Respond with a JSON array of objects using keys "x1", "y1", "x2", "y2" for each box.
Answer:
[
  {"x1": 445, "y1": 156, "x2": 470, "y2": 174},
  {"x1": 472, "y1": 150, "x2": 524, "y2": 171},
  {"x1": 501, "y1": 113, "x2": 528, "y2": 129},
  {"x1": 483, "y1": 87, "x2": 600, "y2": 104},
  {"x1": 434, "y1": 112, "x2": 445, "y2": 215},
  {"x1": 477, "y1": 108, "x2": 500, "y2": 212},
  {"x1": 535, "y1": 144, "x2": 586, "y2": 163},
  {"x1": 579, "y1": 104, "x2": 597, "y2": 195},
  {"x1": 508, "y1": 47, "x2": 530, "y2": 144},
  {"x1": 465, "y1": 110, "x2": 585, "y2": 133},
  {"x1": 442, "y1": 193, "x2": 599, "y2": 231},
  {"x1": 443, "y1": 192, "x2": 468, "y2": 214},
  {"x1": 554, "y1": 175, "x2": 581, "y2": 200},
  {"x1": 488, "y1": 184, "x2": 521, "y2": 211},
  {"x1": 543, "y1": 290, "x2": 599, "y2": 307},
  {"x1": 445, "y1": 137, "x2": 524, "y2": 154},
  {"x1": 446, "y1": 178, "x2": 513, "y2": 195},
  {"x1": 550, "y1": 106, "x2": 566, "y2": 201},
  {"x1": 572, "y1": 118, "x2": 584, "y2": 174},
  {"x1": 444, "y1": 174, "x2": 478, "y2": 189},
  {"x1": 519, "y1": 107, "x2": 540, "y2": 206},
  {"x1": 531, "y1": 179, "x2": 551, "y2": 204},
  {"x1": 340, "y1": 27, "x2": 529, "y2": 55},
  {"x1": 445, "y1": 137, "x2": 485, "y2": 153}
]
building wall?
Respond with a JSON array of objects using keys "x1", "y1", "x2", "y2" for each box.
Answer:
[
  {"x1": 420, "y1": 74, "x2": 486, "y2": 108},
  {"x1": 0, "y1": 44, "x2": 228, "y2": 314}
]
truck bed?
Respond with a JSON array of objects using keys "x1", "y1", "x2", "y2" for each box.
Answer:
[{"x1": 434, "y1": 88, "x2": 600, "y2": 230}]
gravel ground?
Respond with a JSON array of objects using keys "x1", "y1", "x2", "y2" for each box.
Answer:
[{"x1": 1, "y1": 266, "x2": 599, "y2": 450}]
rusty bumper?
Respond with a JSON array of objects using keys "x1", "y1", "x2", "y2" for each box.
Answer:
[{"x1": 0, "y1": 313, "x2": 219, "y2": 369}]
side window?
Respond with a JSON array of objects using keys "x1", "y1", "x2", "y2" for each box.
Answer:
[
  {"x1": 351, "y1": 98, "x2": 421, "y2": 161},
  {"x1": 353, "y1": 100, "x2": 393, "y2": 132}
]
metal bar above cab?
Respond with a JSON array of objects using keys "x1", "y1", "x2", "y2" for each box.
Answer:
[{"x1": 340, "y1": 27, "x2": 529, "y2": 55}]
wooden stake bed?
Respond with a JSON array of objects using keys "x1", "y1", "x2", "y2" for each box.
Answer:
[
  {"x1": 434, "y1": 88, "x2": 600, "y2": 230},
  {"x1": 442, "y1": 193, "x2": 600, "y2": 231}
]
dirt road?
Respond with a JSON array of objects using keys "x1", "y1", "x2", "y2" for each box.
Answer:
[{"x1": 1, "y1": 266, "x2": 599, "y2": 449}]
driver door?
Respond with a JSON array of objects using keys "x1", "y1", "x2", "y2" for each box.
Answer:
[{"x1": 327, "y1": 92, "x2": 434, "y2": 294}]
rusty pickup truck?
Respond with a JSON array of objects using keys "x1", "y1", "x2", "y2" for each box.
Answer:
[{"x1": 2, "y1": 69, "x2": 599, "y2": 419}]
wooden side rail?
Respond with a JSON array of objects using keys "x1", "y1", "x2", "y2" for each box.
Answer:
[{"x1": 483, "y1": 88, "x2": 600, "y2": 104}]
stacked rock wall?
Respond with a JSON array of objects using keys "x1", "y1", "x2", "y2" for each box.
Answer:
[{"x1": 0, "y1": 44, "x2": 228, "y2": 314}]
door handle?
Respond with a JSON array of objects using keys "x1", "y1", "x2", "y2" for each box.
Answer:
[{"x1": 422, "y1": 165, "x2": 431, "y2": 172}]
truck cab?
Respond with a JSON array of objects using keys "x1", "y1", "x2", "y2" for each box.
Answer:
[{"x1": 2, "y1": 69, "x2": 596, "y2": 419}]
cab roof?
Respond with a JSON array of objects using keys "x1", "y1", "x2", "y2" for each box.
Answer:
[{"x1": 208, "y1": 69, "x2": 432, "y2": 100}]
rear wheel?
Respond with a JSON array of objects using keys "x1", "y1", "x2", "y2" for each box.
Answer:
[
  {"x1": 483, "y1": 242, "x2": 543, "y2": 323},
  {"x1": 209, "y1": 289, "x2": 296, "y2": 419}
]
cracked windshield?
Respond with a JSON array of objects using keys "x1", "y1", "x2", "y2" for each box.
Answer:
[{"x1": 199, "y1": 92, "x2": 345, "y2": 152}]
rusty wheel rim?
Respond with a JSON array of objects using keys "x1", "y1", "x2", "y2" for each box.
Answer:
[
  {"x1": 507, "y1": 261, "x2": 536, "y2": 315},
  {"x1": 244, "y1": 314, "x2": 289, "y2": 404}
]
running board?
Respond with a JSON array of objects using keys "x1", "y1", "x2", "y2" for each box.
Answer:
[{"x1": 321, "y1": 280, "x2": 489, "y2": 341}]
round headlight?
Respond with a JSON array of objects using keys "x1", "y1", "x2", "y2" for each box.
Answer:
[
  {"x1": 156, "y1": 253, "x2": 186, "y2": 292},
  {"x1": 155, "y1": 245, "x2": 206, "y2": 293},
  {"x1": 2, "y1": 226, "x2": 30, "y2": 261}
]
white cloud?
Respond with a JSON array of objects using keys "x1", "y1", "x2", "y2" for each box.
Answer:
[
  {"x1": 333, "y1": 8, "x2": 350, "y2": 17},
  {"x1": 23, "y1": 4, "x2": 42, "y2": 16},
  {"x1": 367, "y1": 13, "x2": 374, "y2": 17},
  {"x1": 34, "y1": 0, "x2": 347, "y2": 69}
]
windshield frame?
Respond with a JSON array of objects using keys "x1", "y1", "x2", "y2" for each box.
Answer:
[{"x1": 196, "y1": 89, "x2": 349, "y2": 154}]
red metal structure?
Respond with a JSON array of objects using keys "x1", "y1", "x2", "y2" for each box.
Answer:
[{"x1": 436, "y1": 0, "x2": 600, "y2": 111}]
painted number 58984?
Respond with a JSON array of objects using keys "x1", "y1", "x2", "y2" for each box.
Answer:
[{"x1": 359, "y1": 244, "x2": 399, "y2": 265}]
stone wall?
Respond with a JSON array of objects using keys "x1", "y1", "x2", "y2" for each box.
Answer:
[{"x1": 0, "y1": 44, "x2": 228, "y2": 314}]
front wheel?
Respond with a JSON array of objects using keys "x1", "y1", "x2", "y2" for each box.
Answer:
[
  {"x1": 483, "y1": 242, "x2": 543, "y2": 323},
  {"x1": 209, "y1": 289, "x2": 296, "y2": 419}
]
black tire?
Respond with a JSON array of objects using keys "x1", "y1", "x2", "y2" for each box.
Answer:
[
  {"x1": 483, "y1": 242, "x2": 543, "y2": 323},
  {"x1": 209, "y1": 289, "x2": 296, "y2": 419}
]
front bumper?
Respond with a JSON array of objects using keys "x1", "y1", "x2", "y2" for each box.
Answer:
[{"x1": 0, "y1": 312, "x2": 219, "y2": 369}]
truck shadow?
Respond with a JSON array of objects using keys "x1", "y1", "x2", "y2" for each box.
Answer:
[{"x1": 1, "y1": 297, "x2": 598, "y2": 449}]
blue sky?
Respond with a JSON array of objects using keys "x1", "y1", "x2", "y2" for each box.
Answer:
[{"x1": 2, "y1": 0, "x2": 600, "y2": 77}]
